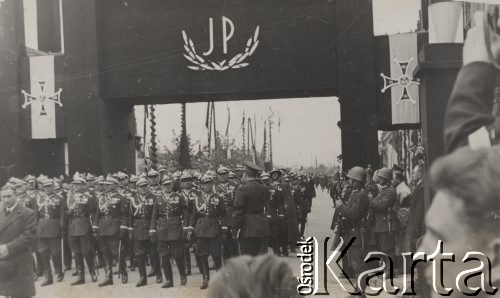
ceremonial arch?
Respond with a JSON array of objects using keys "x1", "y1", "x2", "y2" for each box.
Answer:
[{"x1": 0, "y1": 0, "x2": 380, "y2": 181}]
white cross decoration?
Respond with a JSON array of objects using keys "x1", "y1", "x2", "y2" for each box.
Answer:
[
  {"x1": 21, "y1": 80, "x2": 63, "y2": 116},
  {"x1": 380, "y1": 58, "x2": 419, "y2": 104}
]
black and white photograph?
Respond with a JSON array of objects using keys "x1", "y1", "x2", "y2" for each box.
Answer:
[{"x1": 1, "y1": 0, "x2": 500, "y2": 297}]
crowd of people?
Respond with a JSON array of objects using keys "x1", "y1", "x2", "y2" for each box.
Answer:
[{"x1": 0, "y1": 162, "x2": 316, "y2": 297}]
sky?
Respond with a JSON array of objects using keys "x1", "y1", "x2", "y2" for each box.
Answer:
[
  {"x1": 135, "y1": 0, "x2": 422, "y2": 168},
  {"x1": 136, "y1": 97, "x2": 341, "y2": 168}
]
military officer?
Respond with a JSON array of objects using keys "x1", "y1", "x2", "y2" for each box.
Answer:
[
  {"x1": 150, "y1": 176, "x2": 188, "y2": 288},
  {"x1": 116, "y1": 171, "x2": 137, "y2": 272},
  {"x1": 269, "y1": 169, "x2": 289, "y2": 256},
  {"x1": 186, "y1": 175, "x2": 225, "y2": 290},
  {"x1": 214, "y1": 166, "x2": 238, "y2": 261},
  {"x1": 179, "y1": 172, "x2": 197, "y2": 276},
  {"x1": 36, "y1": 179, "x2": 64, "y2": 286},
  {"x1": 65, "y1": 173, "x2": 98, "y2": 285},
  {"x1": 93, "y1": 175, "x2": 130, "y2": 286},
  {"x1": 129, "y1": 177, "x2": 162, "y2": 287},
  {"x1": 280, "y1": 174, "x2": 299, "y2": 252},
  {"x1": 147, "y1": 169, "x2": 162, "y2": 196},
  {"x1": 233, "y1": 161, "x2": 270, "y2": 257},
  {"x1": 158, "y1": 165, "x2": 167, "y2": 180},
  {"x1": 12, "y1": 178, "x2": 37, "y2": 210},
  {"x1": 227, "y1": 171, "x2": 239, "y2": 186}
]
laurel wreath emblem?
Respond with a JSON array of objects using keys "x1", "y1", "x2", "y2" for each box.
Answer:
[{"x1": 182, "y1": 26, "x2": 260, "y2": 71}]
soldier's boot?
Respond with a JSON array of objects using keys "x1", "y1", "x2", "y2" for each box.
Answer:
[
  {"x1": 154, "y1": 257, "x2": 163, "y2": 283},
  {"x1": 129, "y1": 255, "x2": 136, "y2": 271},
  {"x1": 119, "y1": 255, "x2": 128, "y2": 284},
  {"x1": 200, "y1": 256, "x2": 210, "y2": 290},
  {"x1": 85, "y1": 254, "x2": 98, "y2": 282},
  {"x1": 41, "y1": 268, "x2": 53, "y2": 287},
  {"x1": 98, "y1": 260, "x2": 113, "y2": 287},
  {"x1": 175, "y1": 257, "x2": 187, "y2": 286},
  {"x1": 53, "y1": 252, "x2": 64, "y2": 282},
  {"x1": 145, "y1": 256, "x2": 156, "y2": 277},
  {"x1": 185, "y1": 247, "x2": 193, "y2": 275},
  {"x1": 70, "y1": 256, "x2": 85, "y2": 286},
  {"x1": 135, "y1": 256, "x2": 147, "y2": 287},
  {"x1": 161, "y1": 258, "x2": 173, "y2": 288},
  {"x1": 213, "y1": 256, "x2": 222, "y2": 272}
]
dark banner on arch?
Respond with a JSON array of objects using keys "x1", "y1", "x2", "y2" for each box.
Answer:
[{"x1": 96, "y1": 0, "x2": 338, "y2": 104}]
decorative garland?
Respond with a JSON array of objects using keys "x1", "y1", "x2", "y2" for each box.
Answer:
[{"x1": 182, "y1": 26, "x2": 260, "y2": 71}]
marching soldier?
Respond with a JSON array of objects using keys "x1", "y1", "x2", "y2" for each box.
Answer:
[
  {"x1": 150, "y1": 176, "x2": 188, "y2": 288},
  {"x1": 269, "y1": 169, "x2": 289, "y2": 256},
  {"x1": 179, "y1": 172, "x2": 197, "y2": 276},
  {"x1": 233, "y1": 161, "x2": 270, "y2": 257},
  {"x1": 186, "y1": 175, "x2": 225, "y2": 290},
  {"x1": 293, "y1": 178, "x2": 309, "y2": 238},
  {"x1": 280, "y1": 174, "x2": 299, "y2": 252},
  {"x1": 36, "y1": 179, "x2": 64, "y2": 286},
  {"x1": 65, "y1": 173, "x2": 98, "y2": 285},
  {"x1": 93, "y1": 175, "x2": 129, "y2": 286},
  {"x1": 214, "y1": 166, "x2": 238, "y2": 261},
  {"x1": 129, "y1": 177, "x2": 162, "y2": 287},
  {"x1": 116, "y1": 171, "x2": 137, "y2": 272}
]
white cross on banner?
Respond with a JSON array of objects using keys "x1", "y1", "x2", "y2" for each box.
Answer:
[
  {"x1": 29, "y1": 55, "x2": 57, "y2": 139},
  {"x1": 387, "y1": 33, "x2": 420, "y2": 125}
]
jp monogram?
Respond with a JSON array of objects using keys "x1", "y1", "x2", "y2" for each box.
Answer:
[{"x1": 182, "y1": 16, "x2": 260, "y2": 71}]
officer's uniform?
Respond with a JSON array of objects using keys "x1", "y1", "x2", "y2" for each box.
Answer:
[
  {"x1": 64, "y1": 174, "x2": 98, "y2": 285},
  {"x1": 93, "y1": 176, "x2": 130, "y2": 286},
  {"x1": 188, "y1": 175, "x2": 225, "y2": 289},
  {"x1": 150, "y1": 177, "x2": 188, "y2": 288},
  {"x1": 117, "y1": 172, "x2": 137, "y2": 273},
  {"x1": 214, "y1": 167, "x2": 238, "y2": 261},
  {"x1": 129, "y1": 178, "x2": 162, "y2": 286},
  {"x1": 179, "y1": 174, "x2": 198, "y2": 276},
  {"x1": 233, "y1": 162, "x2": 270, "y2": 257},
  {"x1": 36, "y1": 180, "x2": 64, "y2": 285},
  {"x1": 293, "y1": 182, "x2": 309, "y2": 238},
  {"x1": 267, "y1": 180, "x2": 288, "y2": 256}
]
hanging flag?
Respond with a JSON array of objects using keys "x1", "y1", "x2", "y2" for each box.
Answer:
[
  {"x1": 23, "y1": 0, "x2": 64, "y2": 56},
  {"x1": 375, "y1": 32, "x2": 427, "y2": 129},
  {"x1": 260, "y1": 121, "x2": 267, "y2": 163},
  {"x1": 225, "y1": 106, "x2": 230, "y2": 137}
]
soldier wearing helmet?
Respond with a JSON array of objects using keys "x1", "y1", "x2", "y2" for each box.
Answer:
[
  {"x1": 334, "y1": 166, "x2": 372, "y2": 290},
  {"x1": 370, "y1": 167, "x2": 399, "y2": 273}
]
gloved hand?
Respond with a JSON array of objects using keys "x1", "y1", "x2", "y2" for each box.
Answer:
[
  {"x1": 92, "y1": 226, "x2": 98, "y2": 238},
  {"x1": 186, "y1": 230, "x2": 193, "y2": 241}
]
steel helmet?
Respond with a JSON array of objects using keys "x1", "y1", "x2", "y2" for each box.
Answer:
[
  {"x1": 375, "y1": 167, "x2": 393, "y2": 182},
  {"x1": 346, "y1": 166, "x2": 366, "y2": 183}
]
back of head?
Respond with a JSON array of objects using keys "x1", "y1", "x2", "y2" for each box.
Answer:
[{"x1": 207, "y1": 253, "x2": 299, "y2": 298}]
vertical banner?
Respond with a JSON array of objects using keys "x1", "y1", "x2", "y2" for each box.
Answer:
[
  {"x1": 377, "y1": 32, "x2": 423, "y2": 128},
  {"x1": 388, "y1": 33, "x2": 420, "y2": 124},
  {"x1": 28, "y1": 55, "x2": 57, "y2": 139}
]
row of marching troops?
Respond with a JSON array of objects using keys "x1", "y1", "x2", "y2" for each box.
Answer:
[{"x1": 1, "y1": 161, "x2": 316, "y2": 290}]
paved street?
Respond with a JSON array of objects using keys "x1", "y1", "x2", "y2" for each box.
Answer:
[{"x1": 34, "y1": 188, "x2": 374, "y2": 297}]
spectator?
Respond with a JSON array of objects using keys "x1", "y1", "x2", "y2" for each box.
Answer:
[
  {"x1": 207, "y1": 253, "x2": 299, "y2": 298},
  {"x1": 420, "y1": 145, "x2": 500, "y2": 296}
]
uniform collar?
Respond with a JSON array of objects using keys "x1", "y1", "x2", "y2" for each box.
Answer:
[{"x1": 6, "y1": 202, "x2": 18, "y2": 213}]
